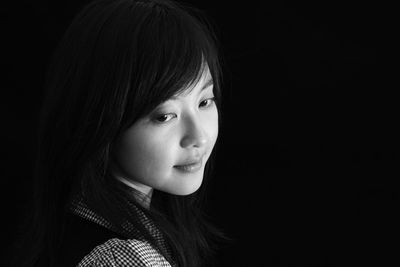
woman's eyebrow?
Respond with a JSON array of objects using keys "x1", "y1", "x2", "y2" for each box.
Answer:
[
  {"x1": 170, "y1": 78, "x2": 213, "y2": 100},
  {"x1": 201, "y1": 78, "x2": 214, "y2": 91}
]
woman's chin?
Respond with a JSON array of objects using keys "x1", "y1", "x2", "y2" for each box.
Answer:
[{"x1": 163, "y1": 175, "x2": 204, "y2": 196}]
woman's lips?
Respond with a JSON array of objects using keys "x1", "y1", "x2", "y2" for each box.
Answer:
[{"x1": 174, "y1": 159, "x2": 202, "y2": 173}]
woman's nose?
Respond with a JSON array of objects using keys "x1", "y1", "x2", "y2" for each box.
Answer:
[{"x1": 180, "y1": 115, "x2": 208, "y2": 148}]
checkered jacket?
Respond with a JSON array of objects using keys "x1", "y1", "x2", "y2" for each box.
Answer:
[{"x1": 66, "y1": 195, "x2": 175, "y2": 267}]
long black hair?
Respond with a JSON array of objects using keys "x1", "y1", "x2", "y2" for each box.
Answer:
[{"x1": 13, "y1": 0, "x2": 226, "y2": 266}]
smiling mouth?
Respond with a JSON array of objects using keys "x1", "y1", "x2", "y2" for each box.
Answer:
[{"x1": 174, "y1": 159, "x2": 202, "y2": 173}]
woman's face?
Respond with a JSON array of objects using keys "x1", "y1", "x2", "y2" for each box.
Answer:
[{"x1": 111, "y1": 67, "x2": 218, "y2": 196}]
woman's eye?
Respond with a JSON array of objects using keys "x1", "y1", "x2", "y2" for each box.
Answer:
[
  {"x1": 152, "y1": 97, "x2": 215, "y2": 124},
  {"x1": 199, "y1": 97, "x2": 216, "y2": 108},
  {"x1": 154, "y1": 113, "x2": 176, "y2": 123}
]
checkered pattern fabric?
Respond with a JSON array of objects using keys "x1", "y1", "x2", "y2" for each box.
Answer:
[
  {"x1": 77, "y1": 238, "x2": 171, "y2": 267},
  {"x1": 68, "y1": 195, "x2": 174, "y2": 267}
]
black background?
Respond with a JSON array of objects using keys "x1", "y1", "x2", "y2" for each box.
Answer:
[{"x1": 2, "y1": 0, "x2": 399, "y2": 266}]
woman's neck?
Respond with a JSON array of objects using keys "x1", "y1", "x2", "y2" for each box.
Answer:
[{"x1": 116, "y1": 176, "x2": 153, "y2": 209}]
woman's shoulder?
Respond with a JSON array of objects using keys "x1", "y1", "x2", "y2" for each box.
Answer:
[
  {"x1": 77, "y1": 238, "x2": 171, "y2": 267},
  {"x1": 58, "y1": 212, "x2": 171, "y2": 266}
]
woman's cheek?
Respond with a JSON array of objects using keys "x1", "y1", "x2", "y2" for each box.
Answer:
[
  {"x1": 138, "y1": 128, "x2": 177, "y2": 178},
  {"x1": 207, "y1": 109, "x2": 219, "y2": 148}
]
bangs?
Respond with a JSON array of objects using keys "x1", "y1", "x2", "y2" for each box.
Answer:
[{"x1": 121, "y1": 1, "x2": 222, "y2": 127}]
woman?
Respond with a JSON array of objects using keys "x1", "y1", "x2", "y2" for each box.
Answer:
[{"x1": 13, "y1": 0, "x2": 226, "y2": 266}]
